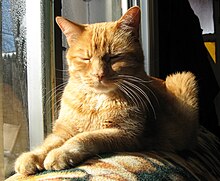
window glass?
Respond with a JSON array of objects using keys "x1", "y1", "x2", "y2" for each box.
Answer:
[
  {"x1": 1, "y1": 0, "x2": 29, "y2": 178},
  {"x1": 189, "y1": 0, "x2": 217, "y2": 63},
  {"x1": 61, "y1": 0, "x2": 122, "y2": 78},
  {"x1": 189, "y1": 0, "x2": 214, "y2": 34},
  {"x1": 62, "y1": 0, "x2": 122, "y2": 24}
]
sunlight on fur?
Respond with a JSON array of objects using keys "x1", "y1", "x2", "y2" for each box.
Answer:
[{"x1": 15, "y1": 6, "x2": 198, "y2": 175}]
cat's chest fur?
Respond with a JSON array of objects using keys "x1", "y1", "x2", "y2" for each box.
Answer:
[
  {"x1": 58, "y1": 86, "x2": 133, "y2": 131},
  {"x1": 86, "y1": 94, "x2": 109, "y2": 111}
]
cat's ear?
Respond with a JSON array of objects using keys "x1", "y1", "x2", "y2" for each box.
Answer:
[
  {"x1": 56, "y1": 17, "x2": 85, "y2": 46},
  {"x1": 117, "y1": 6, "x2": 141, "y2": 37}
]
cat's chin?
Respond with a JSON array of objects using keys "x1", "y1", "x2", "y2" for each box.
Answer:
[
  {"x1": 86, "y1": 80, "x2": 117, "y2": 94},
  {"x1": 92, "y1": 88, "x2": 116, "y2": 94},
  {"x1": 91, "y1": 85, "x2": 116, "y2": 94}
]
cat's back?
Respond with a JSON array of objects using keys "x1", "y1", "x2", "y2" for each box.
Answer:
[{"x1": 144, "y1": 72, "x2": 199, "y2": 151}]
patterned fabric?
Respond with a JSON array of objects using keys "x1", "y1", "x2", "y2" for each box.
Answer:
[{"x1": 6, "y1": 127, "x2": 220, "y2": 181}]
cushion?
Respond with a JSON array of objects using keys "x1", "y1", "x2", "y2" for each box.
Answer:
[{"x1": 6, "y1": 127, "x2": 220, "y2": 181}]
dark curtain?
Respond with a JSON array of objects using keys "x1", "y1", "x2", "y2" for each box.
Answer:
[{"x1": 158, "y1": 0, "x2": 220, "y2": 137}]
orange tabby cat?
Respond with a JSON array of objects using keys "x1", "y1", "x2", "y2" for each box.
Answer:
[{"x1": 15, "y1": 6, "x2": 198, "y2": 175}]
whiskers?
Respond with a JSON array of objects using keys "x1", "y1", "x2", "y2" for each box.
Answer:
[
  {"x1": 116, "y1": 75, "x2": 158, "y2": 119},
  {"x1": 43, "y1": 73, "x2": 158, "y2": 121},
  {"x1": 44, "y1": 76, "x2": 89, "y2": 121},
  {"x1": 44, "y1": 81, "x2": 68, "y2": 120}
]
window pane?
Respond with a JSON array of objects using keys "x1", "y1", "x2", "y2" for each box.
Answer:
[
  {"x1": 61, "y1": 0, "x2": 122, "y2": 77},
  {"x1": 62, "y1": 0, "x2": 122, "y2": 24},
  {"x1": 1, "y1": 0, "x2": 29, "y2": 178},
  {"x1": 189, "y1": 0, "x2": 214, "y2": 34}
]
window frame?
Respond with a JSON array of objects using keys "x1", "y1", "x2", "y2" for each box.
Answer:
[
  {"x1": 26, "y1": 0, "x2": 54, "y2": 150},
  {"x1": 140, "y1": 0, "x2": 159, "y2": 76},
  {"x1": 0, "y1": 1, "x2": 5, "y2": 178},
  {"x1": 26, "y1": 0, "x2": 44, "y2": 150}
]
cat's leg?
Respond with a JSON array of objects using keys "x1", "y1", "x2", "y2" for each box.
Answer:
[
  {"x1": 44, "y1": 128, "x2": 140, "y2": 170},
  {"x1": 15, "y1": 118, "x2": 80, "y2": 175},
  {"x1": 15, "y1": 133, "x2": 67, "y2": 175}
]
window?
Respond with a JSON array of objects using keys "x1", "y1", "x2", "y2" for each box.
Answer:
[
  {"x1": 189, "y1": 0, "x2": 220, "y2": 126},
  {"x1": 1, "y1": 0, "x2": 28, "y2": 178},
  {"x1": 58, "y1": 0, "x2": 153, "y2": 76},
  {"x1": 189, "y1": 0, "x2": 220, "y2": 63},
  {"x1": 1, "y1": 0, "x2": 151, "y2": 179},
  {"x1": 1, "y1": 0, "x2": 53, "y2": 179}
]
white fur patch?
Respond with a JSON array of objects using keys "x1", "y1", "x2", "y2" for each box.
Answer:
[{"x1": 95, "y1": 94, "x2": 107, "y2": 110}]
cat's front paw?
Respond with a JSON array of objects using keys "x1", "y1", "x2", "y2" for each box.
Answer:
[
  {"x1": 15, "y1": 152, "x2": 43, "y2": 175},
  {"x1": 44, "y1": 148, "x2": 84, "y2": 170}
]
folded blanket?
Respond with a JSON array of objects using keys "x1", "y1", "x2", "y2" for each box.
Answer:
[{"x1": 6, "y1": 127, "x2": 220, "y2": 181}]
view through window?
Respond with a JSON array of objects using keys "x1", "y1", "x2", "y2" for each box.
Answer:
[
  {"x1": 1, "y1": 0, "x2": 29, "y2": 178},
  {"x1": 0, "y1": 0, "x2": 144, "y2": 179},
  {"x1": 189, "y1": 0, "x2": 218, "y2": 63}
]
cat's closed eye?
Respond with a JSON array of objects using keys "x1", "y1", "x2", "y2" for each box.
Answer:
[
  {"x1": 101, "y1": 53, "x2": 123, "y2": 62},
  {"x1": 109, "y1": 54, "x2": 123, "y2": 62},
  {"x1": 70, "y1": 55, "x2": 90, "y2": 62},
  {"x1": 79, "y1": 57, "x2": 90, "y2": 61}
]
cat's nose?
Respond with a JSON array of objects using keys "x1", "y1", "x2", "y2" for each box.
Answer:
[
  {"x1": 91, "y1": 72, "x2": 105, "y2": 82},
  {"x1": 96, "y1": 73, "x2": 105, "y2": 82}
]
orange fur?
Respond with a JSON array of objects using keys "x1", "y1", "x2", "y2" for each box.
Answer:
[{"x1": 15, "y1": 6, "x2": 198, "y2": 175}]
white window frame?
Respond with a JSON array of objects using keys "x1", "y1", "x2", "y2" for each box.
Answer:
[
  {"x1": 140, "y1": 0, "x2": 159, "y2": 76},
  {"x1": 26, "y1": 0, "x2": 44, "y2": 150},
  {"x1": 140, "y1": 0, "x2": 150, "y2": 74},
  {"x1": 0, "y1": 3, "x2": 4, "y2": 179}
]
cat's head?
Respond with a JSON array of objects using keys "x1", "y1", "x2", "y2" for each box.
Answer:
[{"x1": 56, "y1": 6, "x2": 145, "y2": 94}]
